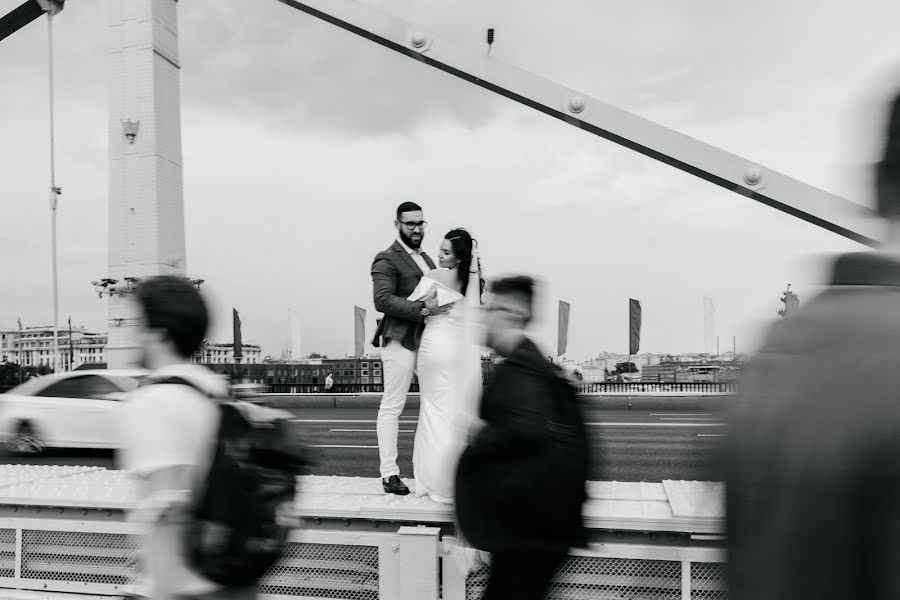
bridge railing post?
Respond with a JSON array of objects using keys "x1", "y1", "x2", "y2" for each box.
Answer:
[{"x1": 378, "y1": 525, "x2": 441, "y2": 599}]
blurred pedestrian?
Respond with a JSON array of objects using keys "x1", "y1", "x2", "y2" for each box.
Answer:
[
  {"x1": 725, "y1": 89, "x2": 900, "y2": 600},
  {"x1": 120, "y1": 276, "x2": 257, "y2": 600},
  {"x1": 324, "y1": 371, "x2": 334, "y2": 391},
  {"x1": 455, "y1": 275, "x2": 590, "y2": 600}
]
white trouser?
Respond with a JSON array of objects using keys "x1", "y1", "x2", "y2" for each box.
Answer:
[{"x1": 378, "y1": 339, "x2": 416, "y2": 478}]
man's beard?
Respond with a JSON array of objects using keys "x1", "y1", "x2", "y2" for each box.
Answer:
[{"x1": 399, "y1": 228, "x2": 422, "y2": 249}]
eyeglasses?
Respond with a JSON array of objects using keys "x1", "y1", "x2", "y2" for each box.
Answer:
[{"x1": 398, "y1": 220, "x2": 427, "y2": 231}]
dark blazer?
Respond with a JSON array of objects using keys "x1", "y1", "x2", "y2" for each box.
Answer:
[
  {"x1": 726, "y1": 252, "x2": 900, "y2": 600},
  {"x1": 371, "y1": 240, "x2": 436, "y2": 352},
  {"x1": 455, "y1": 337, "x2": 590, "y2": 553}
]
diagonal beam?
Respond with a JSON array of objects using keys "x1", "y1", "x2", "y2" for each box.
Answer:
[
  {"x1": 0, "y1": 0, "x2": 63, "y2": 43},
  {"x1": 277, "y1": 0, "x2": 882, "y2": 247}
]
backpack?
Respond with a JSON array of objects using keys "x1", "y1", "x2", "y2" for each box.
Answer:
[{"x1": 154, "y1": 377, "x2": 312, "y2": 586}]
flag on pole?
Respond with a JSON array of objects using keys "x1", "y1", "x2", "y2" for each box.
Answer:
[
  {"x1": 354, "y1": 306, "x2": 366, "y2": 358},
  {"x1": 703, "y1": 297, "x2": 715, "y2": 354},
  {"x1": 629, "y1": 299, "x2": 642, "y2": 356},
  {"x1": 233, "y1": 309, "x2": 243, "y2": 360},
  {"x1": 289, "y1": 309, "x2": 302, "y2": 359},
  {"x1": 557, "y1": 301, "x2": 570, "y2": 357}
]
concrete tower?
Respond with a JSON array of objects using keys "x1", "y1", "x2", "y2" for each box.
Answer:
[{"x1": 103, "y1": 0, "x2": 186, "y2": 369}]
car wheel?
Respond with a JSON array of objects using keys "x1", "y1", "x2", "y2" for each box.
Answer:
[{"x1": 7, "y1": 422, "x2": 44, "y2": 456}]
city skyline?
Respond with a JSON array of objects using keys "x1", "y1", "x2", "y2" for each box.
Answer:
[
  {"x1": 0, "y1": 314, "x2": 757, "y2": 366},
  {"x1": 2, "y1": 0, "x2": 897, "y2": 361}
]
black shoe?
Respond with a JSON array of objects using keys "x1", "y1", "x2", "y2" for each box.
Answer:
[{"x1": 383, "y1": 475, "x2": 410, "y2": 495}]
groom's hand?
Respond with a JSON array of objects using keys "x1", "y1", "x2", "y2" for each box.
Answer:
[{"x1": 425, "y1": 296, "x2": 450, "y2": 316}]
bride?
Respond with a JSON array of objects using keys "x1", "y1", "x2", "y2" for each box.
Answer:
[{"x1": 408, "y1": 228, "x2": 483, "y2": 504}]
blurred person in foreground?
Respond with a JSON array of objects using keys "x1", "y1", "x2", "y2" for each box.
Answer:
[
  {"x1": 726, "y1": 90, "x2": 900, "y2": 600},
  {"x1": 120, "y1": 276, "x2": 255, "y2": 600},
  {"x1": 455, "y1": 275, "x2": 590, "y2": 600}
]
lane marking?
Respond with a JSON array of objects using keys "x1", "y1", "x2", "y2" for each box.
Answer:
[
  {"x1": 291, "y1": 419, "x2": 418, "y2": 424},
  {"x1": 697, "y1": 434, "x2": 727, "y2": 437},
  {"x1": 297, "y1": 419, "x2": 722, "y2": 427},
  {"x1": 329, "y1": 429, "x2": 414, "y2": 433},
  {"x1": 650, "y1": 413, "x2": 713, "y2": 417},
  {"x1": 659, "y1": 417, "x2": 724, "y2": 421},
  {"x1": 310, "y1": 444, "x2": 379, "y2": 449},
  {"x1": 586, "y1": 422, "x2": 726, "y2": 427}
]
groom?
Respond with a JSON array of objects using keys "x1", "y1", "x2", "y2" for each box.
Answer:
[{"x1": 371, "y1": 202, "x2": 446, "y2": 494}]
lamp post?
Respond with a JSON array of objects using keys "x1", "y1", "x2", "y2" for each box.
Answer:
[{"x1": 47, "y1": 11, "x2": 61, "y2": 374}]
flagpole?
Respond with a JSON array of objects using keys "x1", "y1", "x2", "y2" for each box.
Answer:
[
  {"x1": 67, "y1": 315, "x2": 72, "y2": 371},
  {"x1": 47, "y1": 12, "x2": 61, "y2": 375},
  {"x1": 17, "y1": 319, "x2": 23, "y2": 384}
]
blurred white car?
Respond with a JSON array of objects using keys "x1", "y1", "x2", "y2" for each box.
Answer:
[{"x1": 0, "y1": 370, "x2": 146, "y2": 455}]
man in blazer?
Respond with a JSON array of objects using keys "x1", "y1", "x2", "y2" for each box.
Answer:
[{"x1": 371, "y1": 202, "x2": 446, "y2": 494}]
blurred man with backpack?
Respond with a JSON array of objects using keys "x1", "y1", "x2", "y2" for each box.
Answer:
[{"x1": 121, "y1": 276, "x2": 304, "y2": 599}]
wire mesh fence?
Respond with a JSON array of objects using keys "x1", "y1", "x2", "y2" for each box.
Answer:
[
  {"x1": 0, "y1": 529, "x2": 14, "y2": 578},
  {"x1": 466, "y1": 556, "x2": 684, "y2": 600},
  {"x1": 691, "y1": 561, "x2": 727, "y2": 600},
  {"x1": 20, "y1": 529, "x2": 139, "y2": 586},
  {"x1": 258, "y1": 541, "x2": 379, "y2": 600}
]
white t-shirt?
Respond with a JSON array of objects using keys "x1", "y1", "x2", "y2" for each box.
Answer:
[{"x1": 120, "y1": 363, "x2": 225, "y2": 598}]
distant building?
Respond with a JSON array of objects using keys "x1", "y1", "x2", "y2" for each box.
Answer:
[
  {"x1": 204, "y1": 354, "x2": 499, "y2": 391},
  {"x1": 0, "y1": 325, "x2": 107, "y2": 371},
  {"x1": 193, "y1": 342, "x2": 262, "y2": 365},
  {"x1": 204, "y1": 356, "x2": 383, "y2": 390}
]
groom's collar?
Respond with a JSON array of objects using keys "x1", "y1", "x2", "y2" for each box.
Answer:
[{"x1": 396, "y1": 237, "x2": 421, "y2": 255}]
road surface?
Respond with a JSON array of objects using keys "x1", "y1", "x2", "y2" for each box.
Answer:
[{"x1": 0, "y1": 405, "x2": 727, "y2": 482}]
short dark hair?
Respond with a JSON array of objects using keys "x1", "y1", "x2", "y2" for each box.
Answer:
[
  {"x1": 877, "y1": 90, "x2": 900, "y2": 218},
  {"x1": 396, "y1": 202, "x2": 422, "y2": 219},
  {"x1": 135, "y1": 276, "x2": 209, "y2": 358},
  {"x1": 490, "y1": 275, "x2": 535, "y2": 323}
]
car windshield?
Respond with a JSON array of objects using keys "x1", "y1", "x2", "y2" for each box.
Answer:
[{"x1": 6, "y1": 373, "x2": 145, "y2": 397}]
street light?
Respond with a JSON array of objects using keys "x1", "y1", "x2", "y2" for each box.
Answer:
[{"x1": 46, "y1": 9, "x2": 61, "y2": 373}]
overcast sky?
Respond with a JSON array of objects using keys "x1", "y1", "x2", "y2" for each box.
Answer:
[{"x1": 2, "y1": 0, "x2": 899, "y2": 360}]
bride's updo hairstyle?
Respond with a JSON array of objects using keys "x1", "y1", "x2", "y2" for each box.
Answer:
[{"x1": 445, "y1": 228, "x2": 484, "y2": 297}]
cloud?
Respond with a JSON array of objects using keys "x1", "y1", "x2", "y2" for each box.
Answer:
[
  {"x1": 2, "y1": 0, "x2": 900, "y2": 360},
  {"x1": 177, "y1": 0, "x2": 503, "y2": 135}
]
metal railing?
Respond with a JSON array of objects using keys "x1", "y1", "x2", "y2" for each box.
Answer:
[
  {"x1": 0, "y1": 469, "x2": 727, "y2": 599},
  {"x1": 0, "y1": 520, "x2": 726, "y2": 599},
  {"x1": 267, "y1": 382, "x2": 420, "y2": 394},
  {"x1": 577, "y1": 381, "x2": 737, "y2": 394},
  {"x1": 263, "y1": 381, "x2": 734, "y2": 395}
]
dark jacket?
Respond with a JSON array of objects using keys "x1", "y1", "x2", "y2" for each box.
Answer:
[
  {"x1": 370, "y1": 241, "x2": 436, "y2": 352},
  {"x1": 455, "y1": 337, "x2": 590, "y2": 552},
  {"x1": 726, "y1": 252, "x2": 900, "y2": 600}
]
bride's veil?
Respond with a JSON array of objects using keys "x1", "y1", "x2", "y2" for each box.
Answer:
[
  {"x1": 449, "y1": 241, "x2": 492, "y2": 573},
  {"x1": 453, "y1": 241, "x2": 484, "y2": 442}
]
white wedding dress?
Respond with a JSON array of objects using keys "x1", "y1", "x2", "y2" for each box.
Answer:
[{"x1": 409, "y1": 270, "x2": 483, "y2": 502}]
